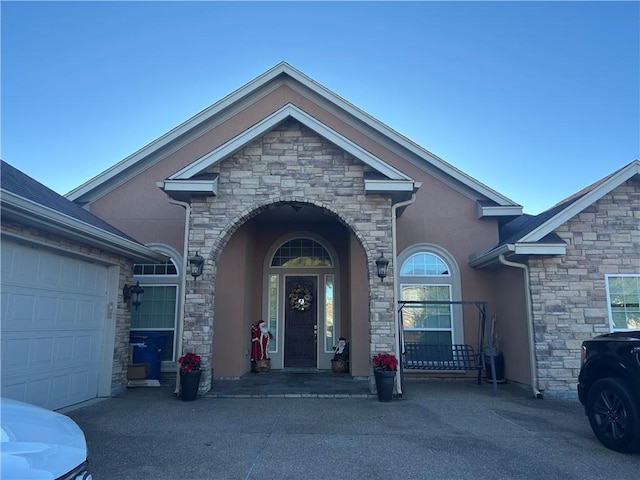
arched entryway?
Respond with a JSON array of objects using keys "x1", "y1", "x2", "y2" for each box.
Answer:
[{"x1": 211, "y1": 201, "x2": 372, "y2": 378}]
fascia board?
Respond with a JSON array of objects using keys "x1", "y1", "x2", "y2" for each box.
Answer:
[
  {"x1": 170, "y1": 104, "x2": 413, "y2": 182},
  {"x1": 519, "y1": 162, "x2": 640, "y2": 243},
  {"x1": 160, "y1": 179, "x2": 218, "y2": 195},
  {"x1": 364, "y1": 180, "x2": 415, "y2": 192},
  {"x1": 66, "y1": 62, "x2": 518, "y2": 208},
  {"x1": 65, "y1": 67, "x2": 290, "y2": 202},
  {"x1": 280, "y1": 72, "x2": 519, "y2": 207},
  {"x1": 468, "y1": 241, "x2": 566, "y2": 268},
  {"x1": 477, "y1": 204, "x2": 523, "y2": 218},
  {"x1": 1, "y1": 190, "x2": 166, "y2": 263},
  {"x1": 514, "y1": 243, "x2": 566, "y2": 255}
]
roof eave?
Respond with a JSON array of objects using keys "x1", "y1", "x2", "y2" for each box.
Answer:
[
  {"x1": 364, "y1": 179, "x2": 416, "y2": 193},
  {"x1": 156, "y1": 179, "x2": 218, "y2": 202},
  {"x1": 469, "y1": 242, "x2": 567, "y2": 269},
  {"x1": 520, "y1": 160, "x2": 640, "y2": 242},
  {"x1": 477, "y1": 203, "x2": 523, "y2": 218},
  {"x1": 1, "y1": 190, "x2": 166, "y2": 263}
]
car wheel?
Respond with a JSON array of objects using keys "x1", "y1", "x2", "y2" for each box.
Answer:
[{"x1": 586, "y1": 377, "x2": 640, "y2": 453}]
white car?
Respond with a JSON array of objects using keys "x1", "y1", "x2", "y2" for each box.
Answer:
[{"x1": 0, "y1": 397, "x2": 92, "y2": 480}]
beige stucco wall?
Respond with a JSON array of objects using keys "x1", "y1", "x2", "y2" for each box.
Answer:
[
  {"x1": 529, "y1": 178, "x2": 639, "y2": 397},
  {"x1": 491, "y1": 266, "x2": 531, "y2": 385}
]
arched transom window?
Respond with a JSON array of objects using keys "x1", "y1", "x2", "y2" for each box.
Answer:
[{"x1": 271, "y1": 238, "x2": 333, "y2": 267}]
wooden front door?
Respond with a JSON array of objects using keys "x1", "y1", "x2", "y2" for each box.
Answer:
[{"x1": 284, "y1": 276, "x2": 317, "y2": 368}]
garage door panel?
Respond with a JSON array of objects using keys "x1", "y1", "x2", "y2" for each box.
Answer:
[
  {"x1": 3, "y1": 286, "x2": 104, "y2": 331},
  {"x1": 2, "y1": 331, "x2": 101, "y2": 369},
  {"x1": 1, "y1": 241, "x2": 107, "y2": 410},
  {"x1": 1, "y1": 337, "x2": 30, "y2": 369},
  {"x1": 3, "y1": 366, "x2": 98, "y2": 410}
]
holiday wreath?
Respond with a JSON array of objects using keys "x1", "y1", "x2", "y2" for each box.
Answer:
[{"x1": 289, "y1": 283, "x2": 313, "y2": 311}]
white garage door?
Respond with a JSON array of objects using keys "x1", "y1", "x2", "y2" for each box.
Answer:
[{"x1": 1, "y1": 240, "x2": 107, "y2": 410}]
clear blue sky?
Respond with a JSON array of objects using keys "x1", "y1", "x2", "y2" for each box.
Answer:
[{"x1": 2, "y1": 1, "x2": 638, "y2": 214}]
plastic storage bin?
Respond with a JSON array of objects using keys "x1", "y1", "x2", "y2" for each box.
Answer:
[{"x1": 129, "y1": 332, "x2": 165, "y2": 380}]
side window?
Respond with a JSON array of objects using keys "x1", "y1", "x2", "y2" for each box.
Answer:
[
  {"x1": 606, "y1": 275, "x2": 640, "y2": 331},
  {"x1": 131, "y1": 259, "x2": 180, "y2": 362},
  {"x1": 398, "y1": 246, "x2": 463, "y2": 347}
]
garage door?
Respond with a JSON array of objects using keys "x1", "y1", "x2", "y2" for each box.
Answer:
[{"x1": 1, "y1": 240, "x2": 107, "y2": 410}]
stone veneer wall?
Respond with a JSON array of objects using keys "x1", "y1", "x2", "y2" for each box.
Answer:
[
  {"x1": 528, "y1": 179, "x2": 639, "y2": 397},
  {"x1": 1, "y1": 220, "x2": 135, "y2": 394},
  {"x1": 184, "y1": 119, "x2": 396, "y2": 393}
]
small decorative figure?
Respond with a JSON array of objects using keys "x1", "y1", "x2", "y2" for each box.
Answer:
[
  {"x1": 251, "y1": 320, "x2": 273, "y2": 362},
  {"x1": 332, "y1": 337, "x2": 349, "y2": 361},
  {"x1": 331, "y1": 337, "x2": 349, "y2": 373}
]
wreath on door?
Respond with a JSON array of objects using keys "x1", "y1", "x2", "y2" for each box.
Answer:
[{"x1": 289, "y1": 283, "x2": 313, "y2": 311}]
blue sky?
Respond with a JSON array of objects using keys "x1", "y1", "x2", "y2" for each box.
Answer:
[{"x1": 2, "y1": 1, "x2": 638, "y2": 214}]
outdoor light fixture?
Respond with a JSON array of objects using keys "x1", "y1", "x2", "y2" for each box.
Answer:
[
  {"x1": 188, "y1": 251, "x2": 205, "y2": 279},
  {"x1": 123, "y1": 281, "x2": 144, "y2": 310},
  {"x1": 375, "y1": 252, "x2": 389, "y2": 282}
]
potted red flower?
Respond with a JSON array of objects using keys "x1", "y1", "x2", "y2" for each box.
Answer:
[
  {"x1": 372, "y1": 353, "x2": 397, "y2": 402},
  {"x1": 178, "y1": 352, "x2": 202, "y2": 401}
]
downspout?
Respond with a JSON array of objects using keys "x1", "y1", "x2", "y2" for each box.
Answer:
[
  {"x1": 168, "y1": 197, "x2": 191, "y2": 395},
  {"x1": 391, "y1": 192, "x2": 417, "y2": 396},
  {"x1": 498, "y1": 254, "x2": 543, "y2": 399}
]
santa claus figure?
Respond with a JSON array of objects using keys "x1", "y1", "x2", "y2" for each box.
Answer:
[{"x1": 251, "y1": 320, "x2": 273, "y2": 361}]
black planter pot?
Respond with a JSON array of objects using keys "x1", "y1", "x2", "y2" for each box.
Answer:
[
  {"x1": 180, "y1": 369, "x2": 202, "y2": 401},
  {"x1": 484, "y1": 353, "x2": 505, "y2": 381},
  {"x1": 374, "y1": 370, "x2": 395, "y2": 402}
]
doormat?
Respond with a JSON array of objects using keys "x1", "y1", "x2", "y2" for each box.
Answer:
[{"x1": 127, "y1": 379, "x2": 161, "y2": 388}]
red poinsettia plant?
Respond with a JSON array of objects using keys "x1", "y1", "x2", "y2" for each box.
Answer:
[
  {"x1": 178, "y1": 352, "x2": 201, "y2": 373},
  {"x1": 372, "y1": 353, "x2": 398, "y2": 371}
]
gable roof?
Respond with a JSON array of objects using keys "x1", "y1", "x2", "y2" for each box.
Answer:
[
  {"x1": 1, "y1": 160, "x2": 166, "y2": 263},
  {"x1": 470, "y1": 160, "x2": 640, "y2": 268},
  {"x1": 66, "y1": 62, "x2": 521, "y2": 216},
  {"x1": 157, "y1": 103, "x2": 416, "y2": 201}
]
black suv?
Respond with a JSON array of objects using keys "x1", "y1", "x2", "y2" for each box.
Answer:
[{"x1": 578, "y1": 331, "x2": 640, "y2": 453}]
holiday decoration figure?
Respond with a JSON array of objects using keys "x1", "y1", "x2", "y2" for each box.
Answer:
[{"x1": 251, "y1": 320, "x2": 273, "y2": 361}]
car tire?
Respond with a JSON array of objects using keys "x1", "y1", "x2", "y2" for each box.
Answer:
[{"x1": 586, "y1": 377, "x2": 640, "y2": 453}]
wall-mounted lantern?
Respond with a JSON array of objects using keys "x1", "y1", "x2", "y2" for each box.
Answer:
[
  {"x1": 188, "y1": 251, "x2": 205, "y2": 279},
  {"x1": 375, "y1": 252, "x2": 389, "y2": 282},
  {"x1": 123, "y1": 281, "x2": 144, "y2": 310}
]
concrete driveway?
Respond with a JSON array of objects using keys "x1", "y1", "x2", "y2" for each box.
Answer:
[{"x1": 67, "y1": 379, "x2": 639, "y2": 479}]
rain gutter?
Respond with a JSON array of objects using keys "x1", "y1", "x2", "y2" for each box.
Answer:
[
  {"x1": 391, "y1": 191, "x2": 417, "y2": 396},
  {"x1": 167, "y1": 197, "x2": 192, "y2": 395}
]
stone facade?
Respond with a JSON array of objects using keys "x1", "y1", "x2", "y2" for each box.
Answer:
[
  {"x1": 183, "y1": 119, "x2": 396, "y2": 392},
  {"x1": 529, "y1": 179, "x2": 640, "y2": 397},
  {"x1": 0, "y1": 219, "x2": 135, "y2": 394}
]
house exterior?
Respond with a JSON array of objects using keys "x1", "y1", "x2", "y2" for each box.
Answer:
[
  {"x1": 9, "y1": 63, "x2": 635, "y2": 402},
  {"x1": 1, "y1": 160, "x2": 166, "y2": 410},
  {"x1": 471, "y1": 160, "x2": 640, "y2": 396}
]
